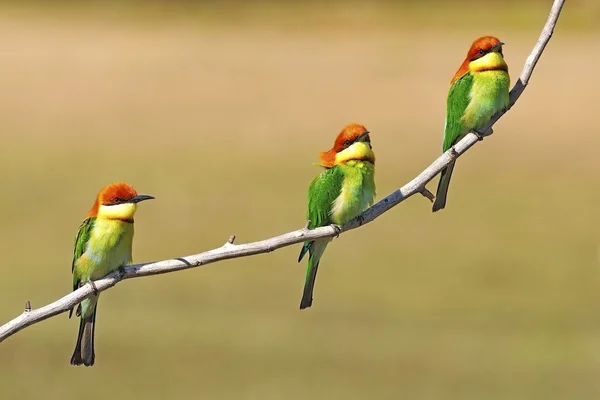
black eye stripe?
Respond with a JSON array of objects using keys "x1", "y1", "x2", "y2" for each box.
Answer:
[{"x1": 470, "y1": 48, "x2": 490, "y2": 61}]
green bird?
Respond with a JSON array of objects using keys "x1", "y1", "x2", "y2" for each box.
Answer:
[
  {"x1": 433, "y1": 35, "x2": 510, "y2": 212},
  {"x1": 298, "y1": 123, "x2": 376, "y2": 309},
  {"x1": 69, "y1": 182, "x2": 154, "y2": 366}
]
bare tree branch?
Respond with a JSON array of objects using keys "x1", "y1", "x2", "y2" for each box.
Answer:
[{"x1": 0, "y1": 0, "x2": 566, "y2": 343}]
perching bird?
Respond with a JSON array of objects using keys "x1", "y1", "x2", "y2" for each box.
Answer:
[
  {"x1": 69, "y1": 182, "x2": 154, "y2": 366},
  {"x1": 298, "y1": 123, "x2": 376, "y2": 309},
  {"x1": 432, "y1": 36, "x2": 510, "y2": 212}
]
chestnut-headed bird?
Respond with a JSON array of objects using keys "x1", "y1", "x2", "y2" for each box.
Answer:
[
  {"x1": 298, "y1": 123, "x2": 376, "y2": 309},
  {"x1": 432, "y1": 36, "x2": 510, "y2": 212},
  {"x1": 69, "y1": 182, "x2": 154, "y2": 366}
]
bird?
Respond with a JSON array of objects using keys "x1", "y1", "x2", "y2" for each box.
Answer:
[
  {"x1": 298, "y1": 123, "x2": 376, "y2": 309},
  {"x1": 69, "y1": 182, "x2": 154, "y2": 366},
  {"x1": 432, "y1": 36, "x2": 510, "y2": 212}
]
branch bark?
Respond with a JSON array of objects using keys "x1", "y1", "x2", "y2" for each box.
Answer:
[{"x1": 0, "y1": 0, "x2": 566, "y2": 343}]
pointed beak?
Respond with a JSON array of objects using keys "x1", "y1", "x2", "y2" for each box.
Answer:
[
  {"x1": 128, "y1": 194, "x2": 155, "y2": 204},
  {"x1": 355, "y1": 130, "x2": 370, "y2": 143},
  {"x1": 490, "y1": 41, "x2": 505, "y2": 52}
]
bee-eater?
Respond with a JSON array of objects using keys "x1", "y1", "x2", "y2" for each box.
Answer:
[
  {"x1": 432, "y1": 36, "x2": 510, "y2": 212},
  {"x1": 69, "y1": 182, "x2": 154, "y2": 366},
  {"x1": 298, "y1": 123, "x2": 376, "y2": 309}
]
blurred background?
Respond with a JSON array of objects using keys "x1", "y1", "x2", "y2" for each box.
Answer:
[{"x1": 1, "y1": 0, "x2": 599, "y2": 398}]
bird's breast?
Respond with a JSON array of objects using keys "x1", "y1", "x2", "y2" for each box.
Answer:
[
  {"x1": 330, "y1": 161, "x2": 376, "y2": 225},
  {"x1": 85, "y1": 219, "x2": 134, "y2": 280},
  {"x1": 463, "y1": 70, "x2": 510, "y2": 129}
]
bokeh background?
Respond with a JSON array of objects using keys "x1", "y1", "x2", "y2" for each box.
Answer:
[{"x1": 1, "y1": 0, "x2": 599, "y2": 398}]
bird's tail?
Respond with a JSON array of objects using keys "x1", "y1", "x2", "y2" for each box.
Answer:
[
  {"x1": 432, "y1": 161, "x2": 456, "y2": 212},
  {"x1": 70, "y1": 304, "x2": 97, "y2": 367},
  {"x1": 299, "y1": 240, "x2": 328, "y2": 310},
  {"x1": 300, "y1": 259, "x2": 320, "y2": 310}
]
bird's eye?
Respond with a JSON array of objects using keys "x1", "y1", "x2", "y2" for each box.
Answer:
[
  {"x1": 113, "y1": 197, "x2": 123, "y2": 204},
  {"x1": 344, "y1": 140, "x2": 352, "y2": 146},
  {"x1": 478, "y1": 49, "x2": 485, "y2": 55}
]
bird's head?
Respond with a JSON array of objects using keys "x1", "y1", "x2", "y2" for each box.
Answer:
[
  {"x1": 88, "y1": 182, "x2": 154, "y2": 222},
  {"x1": 319, "y1": 123, "x2": 375, "y2": 168},
  {"x1": 452, "y1": 36, "x2": 508, "y2": 83},
  {"x1": 467, "y1": 36, "x2": 505, "y2": 60}
]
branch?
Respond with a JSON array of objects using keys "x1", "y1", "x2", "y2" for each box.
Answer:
[{"x1": 0, "y1": 0, "x2": 565, "y2": 343}]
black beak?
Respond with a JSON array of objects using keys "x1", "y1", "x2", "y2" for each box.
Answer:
[
  {"x1": 129, "y1": 194, "x2": 155, "y2": 204},
  {"x1": 355, "y1": 130, "x2": 370, "y2": 143},
  {"x1": 490, "y1": 41, "x2": 505, "y2": 52}
]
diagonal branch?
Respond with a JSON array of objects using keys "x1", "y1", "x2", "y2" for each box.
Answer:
[{"x1": 0, "y1": 0, "x2": 566, "y2": 343}]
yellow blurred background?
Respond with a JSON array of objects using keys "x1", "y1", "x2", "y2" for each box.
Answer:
[{"x1": 1, "y1": 1, "x2": 599, "y2": 398}]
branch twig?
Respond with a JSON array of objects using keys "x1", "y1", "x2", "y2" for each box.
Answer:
[{"x1": 0, "y1": 0, "x2": 565, "y2": 343}]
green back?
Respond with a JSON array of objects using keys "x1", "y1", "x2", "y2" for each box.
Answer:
[
  {"x1": 443, "y1": 72, "x2": 473, "y2": 151},
  {"x1": 72, "y1": 217, "x2": 96, "y2": 291},
  {"x1": 307, "y1": 166, "x2": 344, "y2": 229},
  {"x1": 298, "y1": 166, "x2": 344, "y2": 262}
]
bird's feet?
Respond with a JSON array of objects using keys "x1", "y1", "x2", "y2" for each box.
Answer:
[
  {"x1": 332, "y1": 224, "x2": 342, "y2": 238},
  {"x1": 118, "y1": 265, "x2": 127, "y2": 278},
  {"x1": 87, "y1": 279, "x2": 99, "y2": 296},
  {"x1": 474, "y1": 127, "x2": 494, "y2": 141},
  {"x1": 356, "y1": 214, "x2": 365, "y2": 226}
]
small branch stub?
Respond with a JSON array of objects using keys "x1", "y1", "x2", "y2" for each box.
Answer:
[
  {"x1": 24, "y1": 301, "x2": 31, "y2": 313},
  {"x1": 227, "y1": 235, "x2": 236, "y2": 245},
  {"x1": 420, "y1": 188, "x2": 435, "y2": 203}
]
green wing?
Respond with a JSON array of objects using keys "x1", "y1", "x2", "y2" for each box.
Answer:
[
  {"x1": 298, "y1": 166, "x2": 344, "y2": 262},
  {"x1": 443, "y1": 72, "x2": 474, "y2": 151},
  {"x1": 72, "y1": 217, "x2": 96, "y2": 291}
]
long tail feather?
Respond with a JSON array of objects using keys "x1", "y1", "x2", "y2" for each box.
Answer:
[
  {"x1": 299, "y1": 240, "x2": 329, "y2": 310},
  {"x1": 432, "y1": 161, "x2": 456, "y2": 212},
  {"x1": 300, "y1": 260, "x2": 319, "y2": 309},
  {"x1": 70, "y1": 304, "x2": 97, "y2": 367}
]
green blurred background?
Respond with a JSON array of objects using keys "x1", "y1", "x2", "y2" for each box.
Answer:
[{"x1": 1, "y1": 0, "x2": 599, "y2": 398}]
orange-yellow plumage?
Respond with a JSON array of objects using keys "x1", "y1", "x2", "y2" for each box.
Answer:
[
  {"x1": 319, "y1": 123, "x2": 371, "y2": 168},
  {"x1": 451, "y1": 36, "x2": 507, "y2": 84},
  {"x1": 86, "y1": 182, "x2": 138, "y2": 219}
]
